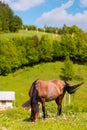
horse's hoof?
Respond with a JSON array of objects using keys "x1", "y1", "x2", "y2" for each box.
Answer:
[
  {"x1": 29, "y1": 118, "x2": 33, "y2": 122},
  {"x1": 29, "y1": 118, "x2": 38, "y2": 122}
]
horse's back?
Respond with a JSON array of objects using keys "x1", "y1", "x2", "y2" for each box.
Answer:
[
  {"x1": 36, "y1": 79, "x2": 65, "y2": 101},
  {"x1": 51, "y1": 80, "x2": 65, "y2": 89}
]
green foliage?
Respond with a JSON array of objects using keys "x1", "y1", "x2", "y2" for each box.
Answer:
[
  {"x1": 61, "y1": 56, "x2": 75, "y2": 80},
  {"x1": 38, "y1": 35, "x2": 53, "y2": 62},
  {"x1": 0, "y1": 2, "x2": 22, "y2": 32},
  {"x1": 24, "y1": 37, "x2": 39, "y2": 65},
  {"x1": 73, "y1": 35, "x2": 87, "y2": 63},
  {"x1": 0, "y1": 36, "x2": 40, "y2": 75},
  {"x1": 61, "y1": 34, "x2": 87, "y2": 63},
  {"x1": 0, "y1": 56, "x2": 11, "y2": 75},
  {"x1": 0, "y1": 30, "x2": 87, "y2": 75},
  {"x1": 53, "y1": 38, "x2": 63, "y2": 60},
  {"x1": 0, "y1": 38, "x2": 19, "y2": 75},
  {"x1": 10, "y1": 15, "x2": 22, "y2": 32},
  {"x1": 61, "y1": 34, "x2": 76, "y2": 59}
]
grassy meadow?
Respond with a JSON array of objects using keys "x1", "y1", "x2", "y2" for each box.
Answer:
[
  {"x1": 0, "y1": 62, "x2": 87, "y2": 130},
  {"x1": 0, "y1": 30, "x2": 61, "y2": 40}
]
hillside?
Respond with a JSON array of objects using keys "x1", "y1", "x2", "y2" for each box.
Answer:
[
  {"x1": 0, "y1": 62, "x2": 87, "y2": 107},
  {"x1": 0, "y1": 30, "x2": 61, "y2": 39},
  {"x1": 0, "y1": 62, "x2": 87, "y2": 130}
]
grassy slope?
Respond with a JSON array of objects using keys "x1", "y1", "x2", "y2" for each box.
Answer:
[
  {"x1": 0, "y1": 30, "x2": 61, "y2": 40},
  {"x1": 0, "y1": 62, "x2": 87, "y2": 130}
]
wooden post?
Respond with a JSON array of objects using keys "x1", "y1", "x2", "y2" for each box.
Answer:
[{"x1": 64, "y1": 93, "x2": 66, "y2": 106}]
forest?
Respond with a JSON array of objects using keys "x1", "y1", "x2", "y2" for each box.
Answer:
[{"x1": 0, "y1": 33, "x2": 87, "y2": 76}]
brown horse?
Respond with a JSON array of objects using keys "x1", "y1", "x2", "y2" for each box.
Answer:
[{"x1": 28, "y1": 79, "x2": 83, "y2": 122}]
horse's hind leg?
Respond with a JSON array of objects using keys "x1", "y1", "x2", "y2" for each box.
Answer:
[
  {"x1": 29, "y1": 107, "x2": 35, "y2": 122},
  {"x1": 55, "y1": 96, "x2": 63, "y2": 116}
]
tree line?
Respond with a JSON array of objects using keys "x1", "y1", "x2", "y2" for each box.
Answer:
[
  {"x1": 23, "y1": 24, "x2": 87, "y2": 36},
  {"x1": 0, "y1": 34, "x2": 87, "y2": 75},
  {"x1": 0, "y1": 2, "x2": 22, "y2": 32}
]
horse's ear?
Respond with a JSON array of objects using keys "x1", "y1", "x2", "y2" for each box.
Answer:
[{"x1": 22, "y1": 100, "x2": 31, "y2": 110}]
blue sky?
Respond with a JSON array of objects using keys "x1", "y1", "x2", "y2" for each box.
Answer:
[{"x1": 4, "y1": 0, "x2": 87, "y2": 31}]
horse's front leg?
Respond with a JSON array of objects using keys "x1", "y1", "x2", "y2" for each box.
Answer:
[
  {"x1": 41, "y1": 98, "x2": 46, "y2": 119},
  {"x1": 42, "y1": 102, "x2": 46, "y2": 119}
]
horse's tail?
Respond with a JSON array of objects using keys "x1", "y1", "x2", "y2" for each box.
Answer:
[
  {"x1": 65, "y1": 82, "x2": 84, "y2": 94},
  {"x1": 22, "y1": 80, "x2": 40, "y2": 110}
]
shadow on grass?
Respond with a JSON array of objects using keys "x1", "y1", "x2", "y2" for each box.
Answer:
[{"x1": 23, "y1": 118, "x2": 31, "y2": 122}]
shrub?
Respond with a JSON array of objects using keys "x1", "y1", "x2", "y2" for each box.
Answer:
[{"x1": 60, "y1": 56, "x2": 75, "y2": 81}]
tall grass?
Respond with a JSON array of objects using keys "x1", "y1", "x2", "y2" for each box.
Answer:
[{"x1": 0, "y1": 108, "x2": 87, "y2": 130}]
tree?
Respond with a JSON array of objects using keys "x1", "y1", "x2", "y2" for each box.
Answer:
[
  {"x1": 61, "y1": 34, "x2": 76, "y2": 60},
  {"x1": 0, "y1": 38, "x2": 19, "y2": 75},
  {"x1": 38, "y1": 35, "x2": 53, "y2": 62},
  {"x1": 61, "y1": 55, "x2": 75, "y2": 81},
  {"x1": 72, "y1": 35, "x2": 87, "y2": 63},
  {"x1": 62, "y1": 24, "x2": 69, "y2": 34},
  {"x1": 0, "y1": 2, "x2": 22, "y2": 32},
  {"x1": 24, "y1": 37, "x2": 39, "y2": 65},
  {"x1": 10, "y1": 15, "x2": 22, "y2": 32},
  {"x1": 53, "y1": 38, "x2": 63, "y2": 61}
]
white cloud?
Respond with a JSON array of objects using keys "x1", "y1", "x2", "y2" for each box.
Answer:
[
  {"x1": 36, "y1": 0, "x2": 74, "y2": 24},
  {"x1": 36, "y1": 0, "x2": 87, "y2": 31},
  {"x1": 80, "y1": 0, "x2": 87, "y2": 7},
  {"x1": 60, "y1": 0, "x2": 74, "y2": 9},
  {"x1": 5, "y1": 0, "x2": 45, "y2": 11}
]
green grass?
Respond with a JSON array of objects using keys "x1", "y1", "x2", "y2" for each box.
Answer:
[
  {"x1": 0, "y1": 108, "x2": 87, "y2": 130},
  {"x1": 0, "y1": 30, "x2": 61, "y2": 40},
  {"x1": 0, "y1": 62, "x2": 87, "y2": 130}
]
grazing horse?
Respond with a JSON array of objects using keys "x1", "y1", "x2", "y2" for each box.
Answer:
[{"x1": 28, "y1": 79, "x2": 83, "y2": 122}]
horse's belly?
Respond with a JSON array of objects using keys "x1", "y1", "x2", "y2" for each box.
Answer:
[
  {"x1": 46, "y1": 96, "x2": 57, "y2": 101},
  {"x1": 46, "y1": 85, "x2": 60, "y2": 101}
]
